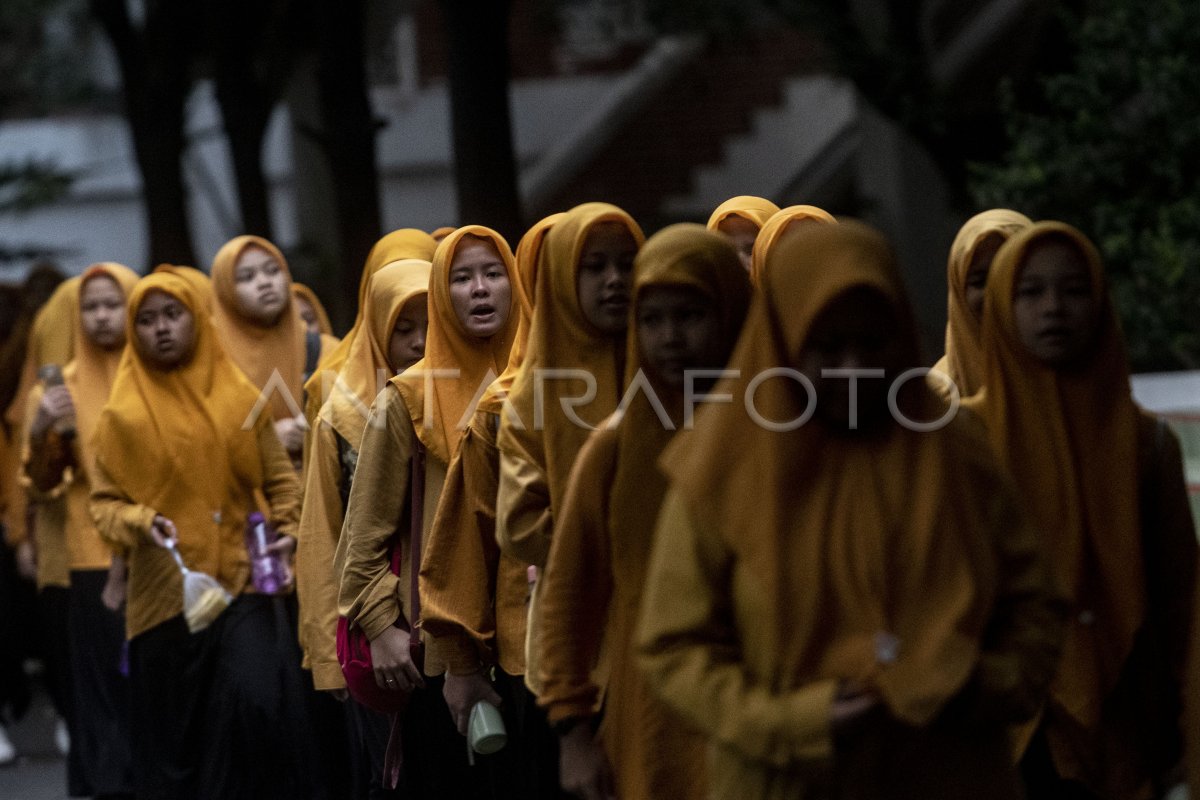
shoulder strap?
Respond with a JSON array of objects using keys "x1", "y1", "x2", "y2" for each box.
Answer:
[
  {"x1": 409, "y1": 437, "x2": 426, "y2": 626},
  {"x1": 303, "y1": 329, "x2": 322, "y2": 384}
]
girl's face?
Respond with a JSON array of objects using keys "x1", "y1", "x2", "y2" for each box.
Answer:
[
  {"x1": 134, "y1": 290, "x2": 196, "y2": 370},
  {"x1": 1012, "y1": 239, "x2": 1098, "y2": 368},
  {"x1": 636, "y1": 286, "x2": 723, "y2": 391},
  {"x1": 716, "y1": 215, "x2": 758, "y2": 272},
  {"x1": 233, "y1": 245, "x2": 289, "y2": 326},
  {"x1": 576, "y1": 222, "x2": 639, "y2": 336},
  {"x1": 448, "y1": 237, "x2": 512, "y2": 339},
  {"x1": 388, "y1": 294, "x2": 429, "y2": 374},
  {"x1": 963, "y1": 233, "x2": 1004, "y2": 322},
  {"x1": 798, "y1": 288, "x2": 906, "y2": 431},
  {"x1": 80, "y1": 275, "x2": 126, "y2": 350},
  {"x1": 295, "y1": 295, "x2": 321, "y2": 335}
]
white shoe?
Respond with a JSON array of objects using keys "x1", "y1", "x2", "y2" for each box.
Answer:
[
  {"x1": 53, "y1": 718, "x2": 69, "y2": 757},
  {"x1": 0, "y1": 723, "x2": 16, "y2": 765}
]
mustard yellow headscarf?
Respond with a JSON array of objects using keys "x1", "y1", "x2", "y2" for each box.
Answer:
[
  {"x1": 303, "y1": 228, "x2": 438, "y2": 407},
  {"x1": 392, "y1": 227, "x2": 519, "y2": 465},
  {"x1": 318, "y1": 259, "x2": 431, "y2": 448},
  {"x1": 967, "y1": 221, "x2": 1142, "y2": 736},
  {"x1": 478, "y1": 213, "x2": 566, "y2": 416},
  {"x1": 292, "y1": 283, "x2": 334, "y2": 336},
  {"x1": 934, "y1": 209, "x2": 1032, "y2": 398},
  {"x1": 153, "y1": 265, "x2": 213, "y2": 314},
  {"x1": 71, "y1": 263, "x2": 140, "y2": 474},
  {"x1": 662, "y1": 221, "x2": 999, "y2": 727},
  {"x1": 706, "y1": 195, "x2": 780, "y2": 231},
  {"x1": 210, "y1": 236, "x2": 307, "y2": 420},
  {"x1": 500, "y1": 202, "x2": 645, "y2": 511},
  {"x1": 749, "y1": 204, "x2": 837, "y2": 286},
  {"x1": 93, "y1": 273, "x2": 265, "y2": 562}
]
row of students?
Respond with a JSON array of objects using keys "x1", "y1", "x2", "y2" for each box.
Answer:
[{"x1": 5, "y1": 195, "x2": 1194, "y2": 800}]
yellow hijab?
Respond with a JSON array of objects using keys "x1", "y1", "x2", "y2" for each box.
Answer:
[
  {"x1": 318, "y1": 259, "x2": 431, "y2": 448},
  {"x1": 705, "y1": 195, "x2": 780, "y2": 230},
  {"x1": 749, "y1": 204, "x2": 837, "y2": 286},
  {"x1": 303, "y1": 228, "x2": 437, "y2": 402},
  {"x1": 93, "y1": 273, "x2": 265, "y2": 551},
  {"x1": 968, "y1": 221, "x2": 1141, "y2": 732},
  {"x1": 4, "y1": 277, "x2": 82, "y2": 429},
  {"x1": 478, "y1": 213, "x2": 565, "y2": 416},
  {"x1": 610, "y1": 224, "x2": 751, "y2": 585},
  {"x1": 71, "y1": 263, "x2": 140, "y2": 473},
  {"x1": 936, "y1": 210, "x2": 1032, "y2": 397},
  {"x1": 292, "y1": 283, "x2": 334, "y2": 336},
  {"x1": 210, "y1": 235, "x2": 307, "y2": 420},
  {"x1": 392, "y1": 227, "x2": 519, "y2": 465},
  {"x1": 662, "y1": 221, "x2": 999, "y2": 727},
  {"x1": 153, "y1": 265, "x2": 213, "y2": 313},
  {"x1": 501, "y1": 202, "x2": 645, "y2": 511}
]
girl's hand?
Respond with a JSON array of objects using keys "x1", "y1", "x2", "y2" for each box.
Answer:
[
  {"x1": 31, "y1": 385, "x2": 74, "y2": 437},
  {"x1": 149, "y1": 515, "x2": 178, "y2": 548}
]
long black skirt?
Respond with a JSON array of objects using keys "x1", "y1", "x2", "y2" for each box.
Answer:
[
  {"x1": 39, "y1": 584, "x2": 89, "y2": 797},
  {"x1": 128, "y1": 594, "x2": 329, "y2": 800},
  {"x1": 67, "y1": 569, "x2": 133, "y2": 796}
]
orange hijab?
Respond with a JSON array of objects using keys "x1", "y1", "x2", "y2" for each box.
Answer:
[
  {"x1": 303, "y1": 228, "x2": 437, "y2": 401},
  {"x1": 70, "y1": 263, "x2": 140, "y2": 472},
  {"x1": 705, "y1": 195, "x2": 780, "y2": 230},
  {"x1": 663, "y1": 221, "x2": 999, "y2": 726},
  {"x1": 210, "y1": 235, "x2": 307, "y2": 420},
  {"x1": 749, "y1": 204, "x2": 837, "y2": 286},
  {"x1": 936, "y1": 209, "x2": 1032, "y2": 397},
  {"x1": 500, "y1": 202, "x2": 645, "y2": 511},
  {"x1": 292, "y1": 283, "x2": 334, "y2": 336},
  {"x1": 610, "y1": 224, "x2": 751, "y2": 583},
  {"x1": 93, "y1": 273, "x2": 265, "y2": 550},
  {"x1": 431, "y1": 226, "x2": 456, "y2": 241},
  {"x1": 392, "y1": 227, "x2": 519, "y2": 465},
  {"x1": 318, "y1": 259, "x2": 431, "y2": 448},
  {"x1": 967, "y1": 221, "x2": 1142, "y2": 732},
  {"x1": 478, "y1": 213, "x2": 565, "y2": 416}
]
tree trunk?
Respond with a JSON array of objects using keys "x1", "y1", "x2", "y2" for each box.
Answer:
[
  {"x1": 440, "y1": 0, "x2": 523, "y2": 244},
  {"x1": 90, "y1": 0, "x2": 198, "y2": 269},
  {"x1": 215, "y1": 78, "x2": 275, "y2": 240},
  {"x1": 313, "y1": 0, "x2": 382, "y2": 324}
]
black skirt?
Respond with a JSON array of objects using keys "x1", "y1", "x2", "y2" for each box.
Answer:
[
  {"x1": 67, "y1": 569, "x2": 133, "y2": 796},
  {"x1": 128, "y1": 594, "x2": 330, "y2": 800}
]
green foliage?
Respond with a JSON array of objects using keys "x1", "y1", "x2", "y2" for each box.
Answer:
[{"x1": 972, "y1": 0, "x2": 1200, "y2": 370}]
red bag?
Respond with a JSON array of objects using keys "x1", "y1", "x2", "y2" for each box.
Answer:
[{"x1": 337, "y1": 440, "x2": 426, "y2": 714}]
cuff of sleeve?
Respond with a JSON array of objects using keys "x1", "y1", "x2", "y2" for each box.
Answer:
[
  {"x1": 543, "y1": 696, "x2": 598, "y2": 725},
  {"x1": 359, "y1": 592, "x2": 402, "y2": 642},
  {"x1": 783, "y1": 679, "x2": 838, "y2": 762},
  {"x1": 428, "y1": 633, "x2": 485, "y2": 676},
  {"x1": 312, "y1": 659, "x2": 347, "y2": 692},
  {"x1": 134, "y1": 506, "x2": 159, "y2": 545}
]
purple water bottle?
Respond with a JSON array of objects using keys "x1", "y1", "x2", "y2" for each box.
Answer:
[{"x1": 245, "y1": 512, "x2": 288, "y2": 594}]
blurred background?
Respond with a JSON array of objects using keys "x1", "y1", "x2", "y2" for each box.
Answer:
[{"x1": 0, "y1": 0, "x2": 1197, "y2": 368}]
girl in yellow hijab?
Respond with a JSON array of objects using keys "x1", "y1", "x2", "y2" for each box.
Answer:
[
  {"x1": 336, "y1": 226, "x2": 517, "y2": 796},
  {"x1": 706, "y1": 195, "x2": 781, "y2": 272},
  {"x1": 539, "y1": 224, "x2": 752, "y2": 800},
  {"x1": 89, "y1": 272, "x2": 318, "y2": 800},
  {"x1": 418, "y1": 213, "x2": 563, "y2": 796},
  {"x1": 295, "y1": 258, "x2": 430, "y2": 795},
  {"x1": 22, "y1": 263, "x2": 137, "y2": 796},
  {"x1": 210, "y1": 235, "x2": 330, "y2": 466},
  {"x1": 930, "y1": 209, "x2": 1032, "y2": 400},
  {"x1": 967, "y1": 221, "x2": 1196, "y2": 800},
  {"x1": 292, "y1": 283, "x2": 334, "y2": 336},
  {"x1": 495, "y1": 202, "x2": 645, "y2": 703},
  {"x1": 637, "y1": 222, "x2": 1062, "y2": 800},
  {"x1": 302, "y1": 228, "x2": 437, "y2": 431},
  {"x1": 749, "y1": 203, "x2": 837, "y2": 286}
]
